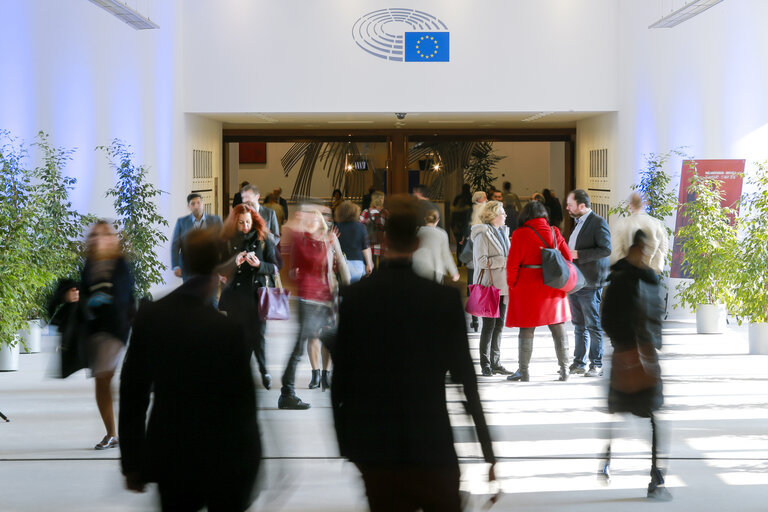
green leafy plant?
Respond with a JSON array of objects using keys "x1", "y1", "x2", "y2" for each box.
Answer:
[
  {"x1": 464, "y1": 142, "x2": 504, "y2": 194},
  {"x1": 98, "y1": 139, "x2": 168, "y2": 300},
  {"x1": 674, "y1": 167, "x2": 738, "y2": 311},
  {"x1": 732, "y1": 161, "x2": 768, "y2": 324}
]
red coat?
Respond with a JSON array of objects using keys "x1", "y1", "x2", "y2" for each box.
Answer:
[{"x1": 505, "y1": 218, "x2": 572, "y2": 328}]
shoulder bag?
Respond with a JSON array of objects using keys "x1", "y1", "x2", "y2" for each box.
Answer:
[
  {"x1": 465, "y1": 261, "x2": 500, "y2": 318},
  {"x1": 524, "y1": 226, "x2": 585, "y2": 294},
  {"x1": 256, "y1": 242, "x2": 291, "y2": 321}
]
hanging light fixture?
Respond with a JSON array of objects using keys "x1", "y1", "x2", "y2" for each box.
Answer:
[
  {"x1": 649, "y1": 0, "x2": 725, "y2": 29},
  {"x1": 87, "y1": 0, "x2": 159, "y2": 29}
]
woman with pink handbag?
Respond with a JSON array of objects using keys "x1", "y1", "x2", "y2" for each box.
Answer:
[
  {"x1": 218, "y1": 203, "x2": 279, "y2": 390},
  {"x1": 469, "y1": 201, "x2": 513, "y2": 377}
]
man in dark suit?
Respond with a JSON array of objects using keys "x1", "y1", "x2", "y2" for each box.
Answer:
[
  {"x1": 566, "y1": 189, "x2": 612, "y2": 377},
  {"x1": 331, "y1": 195, "x2": 496, "y2": 512},
  {"x1": 120, "y1": 229, "x2": 261, "y2": 511},
  {"x1": 240, "y1": 184, "x2": 280, "y2": 243},
  {"x1": 171, "y1": 193, "x2": 223, "y2": 281}
]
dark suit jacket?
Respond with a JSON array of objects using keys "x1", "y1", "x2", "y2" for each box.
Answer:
[
  {"x1": 171, "y1": 214, "x2": 223, "y2": 278},
  {"x1": 570, "y1": 212, "x2": 611, "y2": 288},
  {"x1": 257, "y1": 205, "x2": 280, "y2": 244},
  {"x1": 331, "y1": 260, "x2": 495, "y2": 467},
  {"x1": 119, "y1": 277, "x2": 260, "y2": 486}
]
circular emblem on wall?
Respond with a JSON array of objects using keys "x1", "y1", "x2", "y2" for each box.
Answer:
[{"x1": 352, "y1": 8, "x2": 450, "y2": 62}]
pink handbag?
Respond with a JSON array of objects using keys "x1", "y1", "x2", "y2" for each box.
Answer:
[
  {"x1": 465, "y1": 267, "x2": 500, "y2": 318},
  {"x1": 256, "y1": 273, "x2": 291, "y2": 321}
]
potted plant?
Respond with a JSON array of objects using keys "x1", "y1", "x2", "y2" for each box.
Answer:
[
  {"x1": 732, "y1": 161, "x2": 768, "y2": 353},
  {"x1": 98, "y1": 139, "x2": 168, "y2": 300},
  {"x1": 674, "y1": 168, "x2": 739, "y2": 333}
]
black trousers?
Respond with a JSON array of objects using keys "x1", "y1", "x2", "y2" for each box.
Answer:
[
  {"x1": 219, "y1": 289, "x2": 267, "y2": 376},
  {"x1": 479, "y1": 296, "x2": 506, "y2": 370},
  {"x1": 158, "y1": 475, "x2": 255, "y2": 512},
  {"x1": 356, "y1": 463, "x2": 461, "y2": 512}
]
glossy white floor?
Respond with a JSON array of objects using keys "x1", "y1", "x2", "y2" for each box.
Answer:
[{"x1": 1, "y1": 314, "x2": 766, "y2": 511}]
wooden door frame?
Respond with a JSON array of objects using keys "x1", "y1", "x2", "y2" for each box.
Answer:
[{"x1": 222, "y1": 128, "x2": 575, "y2": 218}]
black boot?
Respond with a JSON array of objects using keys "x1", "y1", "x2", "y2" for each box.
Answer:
[
  {"x1": 470, "y1": 317, "x2": 479, "y2": 332},
  {"x1": 553, "y1": 332, "x2": 570, "y2": 381},
  {"x1": 647, "y1": 466, "x2": 672, "y2": 500},
  {"x1": 321, "y1": 370, "x2": 331, "y2": 391},
  {"x1": 507, "y1": 336, "x2": 533, "y2": 382},
  {"x1": 308, "y1": 369, "x2": 321, "y2": 389}
]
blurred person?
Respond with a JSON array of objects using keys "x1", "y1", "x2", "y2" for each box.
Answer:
[
  {"x1": 82, "y1": 220, "x2": 136, "y2": 449},
  {"x1": 542, "y1": 188, "x2": 564, "y2": 228},
  {"x1": 502, "y1": 181, "x2": 522, "y2": 212},
  {"x1": 505, "y1": 201, "x2": 572, "y2": 382},
  {"x1": 566, "y1": 189, "x2": 611, "y2": 377},
  {"x1": 334, "y1": 200, "x2": 374, "y2": 282},
  {"x1": 464, "y1": 190, "x2": 488, "y2": 333},
  {"x1": 361, "y1": 185, "x2": 376, "y2": 212},
  {"x1": 361, "y1": 191, "x2": 386, "y2": 246},
  {"x1": 332, "y1": 194, "x2": 497, "y2": 512},
  {"x1": 279, "y1": 205, "x2": 350, "y2": 409},
  {"x1": 471, "y1": 201, "x2": 513, "y2": 376},
  {"x1": 171, "y1": 193, "x2": 223, "y2": 281},
  {"x1": 450, "y1": 183, "x2": 472, "y2": 265},
  {"x1": 598, "y1": 230, "x2": 670, "y2": 500},
  {"x1": 413, "y1": 209, "x2": 459, "y2": 283},
  {"x1": 232, "y1": 180, "x2": 249, "y2": 208},
  {"x1": 240, "y1": 184, "x2": 280, "y2": 244},
  {"x1": 412, "y1": 184, "x2": 443, "y2": 228},
  {"x1": 120, "y1": 228, "x2": 261, "y2": 511},
  {"x1": 272, "y1": 186, "x2": 289, "y2": 221},
  {"x1": 263, "y1": 192, "x2": 285, "y2": 226},
  {"x1": 47, "y1": 278, "x2": 85, "y2": 378},
  {"x1": 330, "y1": 188, "x2": 343, "y2": 214},
  {"x1": 610, "y1": 193, "x2": 668, "y2": 275},
  {"x1": 218, "y1": 203, "x2": 279, "y2": 390}
]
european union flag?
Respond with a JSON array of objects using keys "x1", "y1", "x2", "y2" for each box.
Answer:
[{"x1": 404, "y1": 32, "x2": 450, "y2": 62}]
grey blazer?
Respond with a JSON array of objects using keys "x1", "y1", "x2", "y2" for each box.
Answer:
[
  {"x1": 470, "y1": 223, "x2": 510, "y2": 296},
  {"x1": 258, "y1": 205, "x2": 280, "y2": 244},
  {"x1": 413, "y1": 225, "x2": 458, "y2": 282},
  {"x1": 171, "y1": 213, "x2": 223, "y2": 278}
]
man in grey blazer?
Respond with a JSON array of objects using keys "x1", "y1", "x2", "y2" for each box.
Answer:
[
  {"x1": 240, "y1": 185, "x2": 280, "y2": 243},
  {"x1": 566, "y1": 189, "x2": 611, "y2": 377},
  {"x1": 171, "y1": 193, "x2": 223, "y2": 282}
]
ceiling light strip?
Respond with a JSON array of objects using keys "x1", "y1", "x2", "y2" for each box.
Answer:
[
  {"x1": 87, "y1": 0, "x2": 159, "y2": 30},
  {"x1": 649, "y1": 0, "x2": 724, "y2": 29}
]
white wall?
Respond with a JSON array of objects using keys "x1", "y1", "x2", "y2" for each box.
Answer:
[{"x1": 181, "y1": 0, "x2": 620, "y2": 113}]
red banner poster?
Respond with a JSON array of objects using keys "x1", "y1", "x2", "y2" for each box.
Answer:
[{"x1": 670, "y1": 159, "x2": 745, "y2": 278}]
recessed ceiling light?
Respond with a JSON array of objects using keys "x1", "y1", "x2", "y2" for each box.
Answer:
[{"x1": 522, "y1": 112, "x2": 555, "y2": 122}]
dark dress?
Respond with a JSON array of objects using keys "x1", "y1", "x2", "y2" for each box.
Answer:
[{"x1": 601, "y1": 258, "x2": 664, "y2": 417}]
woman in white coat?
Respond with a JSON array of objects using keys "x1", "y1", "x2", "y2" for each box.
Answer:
[
  {"x1": 413, "y1": 209, "x2": 459, "y2": 283},
  {"x1": 471, "y1": 201, "x2": 513, "y2": 376}
]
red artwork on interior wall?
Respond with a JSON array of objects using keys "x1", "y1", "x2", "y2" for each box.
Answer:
[
  {"x1": 670, "y1": 159, "x2": 745, "y2": 278},
  {"x1": 239, "y1": 142, "x2": 267, "y2": 163}
]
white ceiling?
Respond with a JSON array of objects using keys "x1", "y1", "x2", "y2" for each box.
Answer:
[{"x1": 196, "y1": 111, "x2": 609, "y2": 130}]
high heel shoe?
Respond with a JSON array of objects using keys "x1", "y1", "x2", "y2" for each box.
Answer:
[
  {"x1": 308, "y1": 369, "x2": 321, "y2": 389},
  {"x1": 321, "y1": 370, "x2": 331, "y2": 391}
]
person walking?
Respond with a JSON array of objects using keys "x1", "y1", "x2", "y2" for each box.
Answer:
[
  {"x1": 278, "y1": 205, "x2": 350, "y2": 409},
  {"x1": 81, "y1": 221, "x2": 136, "y2": 449},
  {"x1": 505, "y1": 201, "x2": 572, "y2": 382},
  {"x1": 120, "y1": 229, "x2": 261, "y2": 511},
  {"x1": 171, "y1": 193, "x2": 223, "y2": 281},
  {"x1": 471, "y1": 201, "x2": 513, "y2": 376},
  {"x1": 331, "y1": 195, "x2": 497, "y2": 512},
  {"x1": 334, "y1": 200, "x2": 373, "y2": 283},
  {"x1": 598, "y1": 230, "x2": 671, "y2": 500},
  {"x1": 218, "y1": 203, "x2": 279, "y2": 390},
  {"x1": 413, "y1": 209, "x2": 459, "y2": 283},
  {"x1": 566, "y1": 189, "x2": 611, "y2": 377},
  {"x1": 610, "y1": 193, "x2": 668, "y2": 275}
]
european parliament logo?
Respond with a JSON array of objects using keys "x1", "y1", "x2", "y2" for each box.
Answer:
[{"x1": 352, "y1": 8, "x2": 450, "y2": 62}]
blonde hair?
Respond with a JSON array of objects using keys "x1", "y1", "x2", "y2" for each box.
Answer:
[
  {"x1": 424, "y1": 209, "x2": 440, "y2": 224},
  {"x1": 370, "y1": 191, "x2": 385, "y2": 209},
  {"x1": 472, "y1": 191, "x2": 486, "y2": 204},
  {"x1": 479, "y1": 201, "x2": 504, "y2": 225},
  {"x1": 300, "y1": 206, "x2": 329, "y2": 235}
]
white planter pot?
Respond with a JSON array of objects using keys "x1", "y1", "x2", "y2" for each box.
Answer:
[
  {"x1": 0, "y1": 337, "x2": 20, "y2": 371},
  {"x1": 696, "y1": 304, "x2": 726, "y2": 334},
  {"x1": 748, "y1": 323, "x2": 768, "y2": 355},
  {"x1": 19, "y1": 320, "x2": 42, "y2": 354}
]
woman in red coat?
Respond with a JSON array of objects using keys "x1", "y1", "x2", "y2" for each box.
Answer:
[{"x1": 505, "y1": 201, "x2": 572, "y2": 382}]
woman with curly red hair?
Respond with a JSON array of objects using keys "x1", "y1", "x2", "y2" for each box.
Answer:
[{"x1": 218, "y1": 203, "x2": 279, "y2": 389}]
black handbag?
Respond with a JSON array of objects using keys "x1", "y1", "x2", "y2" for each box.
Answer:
[{"x1": 525, "y1": 226, "x2": 585, "y2": 293}]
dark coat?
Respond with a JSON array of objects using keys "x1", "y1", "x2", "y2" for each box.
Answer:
[
  {"x1": 601, "y1": 259, "x2": 664, "y2": 417},
  {"x1": 331, "y1": 260, "x2": 495, "y2": 467},
  {"x1": 570, "y1": 212, "x2": 611, "y2": 289},
  {"x1": 80, "y1": 257, "x2": 136, "y2": 343},
  {"x1": 48, "y1": 279, "x2": 88, "y2": 378},
  {"x1": 119, "y1": 277, "x2": 261, "y2": 487}
]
